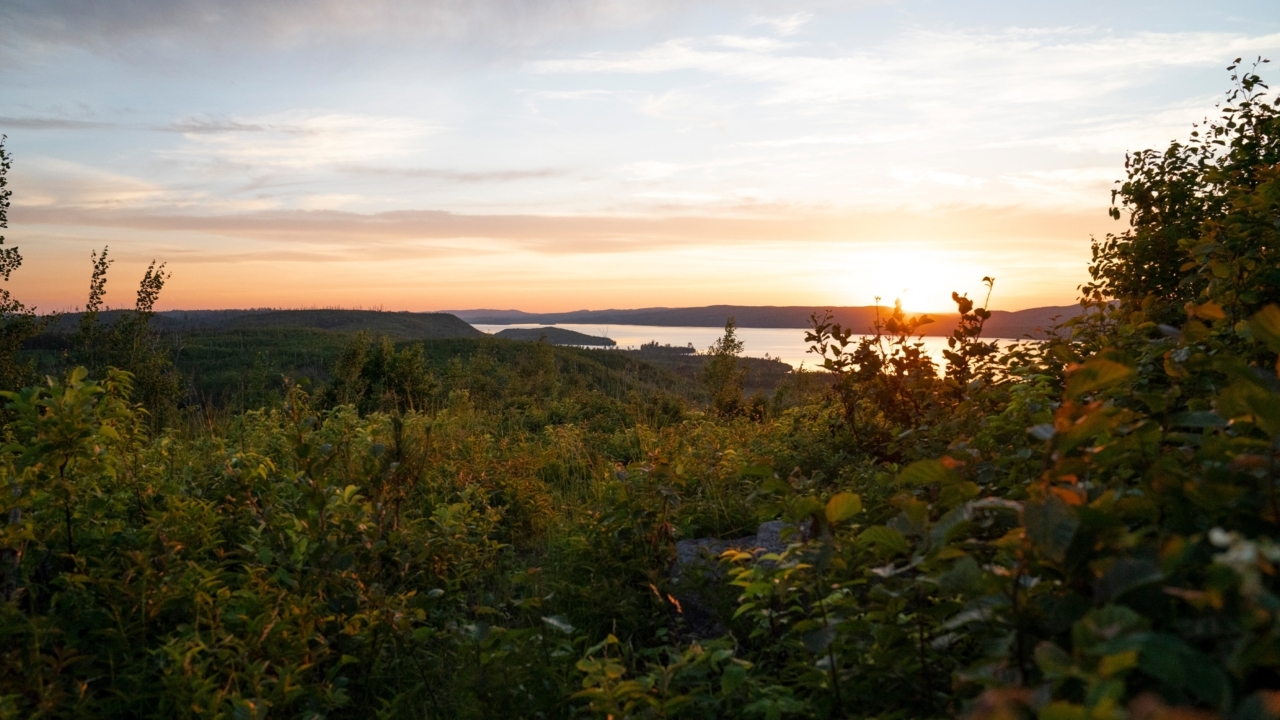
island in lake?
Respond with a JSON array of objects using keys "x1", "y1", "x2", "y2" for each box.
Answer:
[{"x1": 492, "y1": 326, "x2": 617, "y2": 347}]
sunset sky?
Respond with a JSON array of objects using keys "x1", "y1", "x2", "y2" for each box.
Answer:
[{"x1": 2, "y1": 1, "x2": 1278, "y2": 314}]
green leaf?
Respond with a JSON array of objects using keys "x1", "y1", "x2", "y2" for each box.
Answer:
[
  {"x1": 1023, "y1": 494, "x2": 1079, "y2": 563},
  {"x1": 1065, "y1": 356, "x2": 1133, "y2": 398},
  {"x1": 1099, "y1": 650, "x2": 1139, "y2": 677},
  {"x1": 541, "y1": 615, "x2": 575, "y2": 634},
  {"x1": 825, "y1": 492, "x2": 862, "y2": 523},
  {"x1": 802, "y1": 625, "x2": 836, "y2": 654},
  {"x1": 1034, "y1": 641, "x2": 1075, "y2": 679},
  {"x1": 1136, "y1": 633, "x2": 1228, "y2": 706},
  {"x1": 897, "y1": 459, "x2": 951, "y2": 486},
  {"x1": 1250, "y1": 304, "x2": 1280, "y2": 353},
  {"x1": 1072, "y1": 606, "x2": 1148, "y2": 654},
  {"x1": 858, "y1": 526, "x2": 909, "y2": 556},
  {"x1": 938, "y1": 555, "x2": 983, "y2": 595},
  {"x1": 721, "y1": 663, "x2": 746, "y2": 694},
  {"x1": 1094, "y1": 558, "x2": 1163, "y2": 602},
  {"x1": 760, "y1": 477, "x2": 793, "y2": 495},
  {"x1": 788, "y1": 496, "x2": 824, "y2": 521},
  {"x1": 1219, "y1": 380, "x2": 1280, "y2": 436}
]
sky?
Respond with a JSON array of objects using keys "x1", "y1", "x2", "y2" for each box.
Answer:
[{"x1": 1, "y1": 1, "x2": 1278, "y2": 314}]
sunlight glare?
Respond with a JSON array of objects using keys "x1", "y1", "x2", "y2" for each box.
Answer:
[{"x1": 837, "y1": 246, "x2": 991, "y2": 314}]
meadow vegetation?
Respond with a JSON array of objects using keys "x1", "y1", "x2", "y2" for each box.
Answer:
[{"x1": 2, "y1": 62, "x2": 1280, "y2": 719}]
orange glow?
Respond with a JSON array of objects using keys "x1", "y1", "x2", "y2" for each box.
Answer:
[{"x1": 7, "y1": 204, "x2": 1106, "y2": 313}]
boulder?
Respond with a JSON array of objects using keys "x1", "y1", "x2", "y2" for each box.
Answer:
[{"x1": 668, "y1": 520, "x2": 806, "y2": 638}]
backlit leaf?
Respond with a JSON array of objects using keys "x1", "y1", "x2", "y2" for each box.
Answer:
[
  {"x1": 1023, "y1": 494, "x2": 1079, "y2": 563},
  {"x1": 897, "y1": 459, "x2": 951, "y2": 486},
  {"x1": 1250, "y1": 304, "x2": 1280, "y2": 353},
  {"x1": 1186, "y1": 301, "x2": 1226, "y2": 320},
  {"x1": 1065, "y1": 356, "x2": 1133, "y2": 398},
  {"x1": 825, "y1": 492, "x2": 862, "y2": 523}
]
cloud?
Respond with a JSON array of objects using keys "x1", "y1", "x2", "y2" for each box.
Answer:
[
  {"x1": 162, "y1": 113, "x2": 440, "y2": 171},
  {"x1": 12, "y1": 203, "x2": 1107, "y2": 258},
  {"x1": 713, "y1": 35, "x2": 795, "y2": 51},
  {"x1": 335, "y1": 165, "x2": 567, "y2": 182},
  {"x1": 530, "y1": 28, "x2": 1280, "y2": 109},
  {"x1": 12, "y1": 158, "x2": 165, "y2": 209},
  {"x1": 0, "y1": 0, "x2": 695, "y2": 51},
  {"x1": 747, "y1": 12, "x2": 813, "y2": 36},
  {"x1": 0, "y1": 116, "x2": 113, "y2": 130},
  {"x1": 735, "y1": 131, "x2": 915, "y2": 148},
  {"x1": 159, "y1": 118, "x2": 268, "y2": 134}
]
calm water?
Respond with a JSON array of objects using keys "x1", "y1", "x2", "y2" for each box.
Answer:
[{"x1": 474, "y1": 323, "x2": 1011, "y2": 370}]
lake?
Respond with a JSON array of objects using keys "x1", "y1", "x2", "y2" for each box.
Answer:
[{"x1": 473, "y1": 323, "x2": 1020, "y2": 370}]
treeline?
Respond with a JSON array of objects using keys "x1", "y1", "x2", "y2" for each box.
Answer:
[{"x1": 0, "y1": 62, "x2": 1278, "y2": 720}]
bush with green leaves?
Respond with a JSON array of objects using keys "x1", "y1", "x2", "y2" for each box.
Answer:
[
  {"x1": 564, "y1": 61, "x2": 1280, "y2": 720},
  {"x1": 2, "y1": 60, "x2": 1279, "y2": 720}
]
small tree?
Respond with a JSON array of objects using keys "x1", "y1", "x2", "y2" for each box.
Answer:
[
  {"x1": 73, "y1": 248, "x2": 182, "y2": 426},
  {"x1": 0, "y1": 136, "x2": 41, "y2": 391},
  {"x1": 702, "y1": 317, "x2": 746, "y2": 415},
  {"x1": 326, "y1": 331, "x2": 435, "y2": 414}
]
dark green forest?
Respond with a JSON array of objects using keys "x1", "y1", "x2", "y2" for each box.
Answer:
[{"x1": 1, "y1": 62, "x2": 1280, "y2": 719}]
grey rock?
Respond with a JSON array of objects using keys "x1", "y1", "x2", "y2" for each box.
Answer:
[
  {"x1": 672, "y1": 536, "x2": 754, "y2": 582},
  {"x1": 668, "y1": 520, "x2": 805, "y2": 639},
  {"x1": 755, "y1": 520, "x2": 802, "y2": 555}
]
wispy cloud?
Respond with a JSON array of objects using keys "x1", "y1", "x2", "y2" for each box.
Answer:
[
  {"x1": 0, "y1": 0, "x2": 695, "y2": 51},
  {"x1": 162, "y1": 113, "x2": 441, "y2": 171},
  {"x1": 0, "y1": 116, "x2": 112, "y2": 130},
  {"x1": 746, "y1": 12, "x2": 813, "y2": 36},
  {"x1": 735, "y1": 131, "x2": 915, "y2": 148},
  {"x1": 159, "y1": 118, "x2": 269, "y2": 134},
  {"x1": 12, "y1": 158, "x2": 166, "y2": 209},
  {"x1": 13, "y1": 203, "x2": 1105, "y2": 257},
  {"x1": 530, "y1": 29, "x2": 1280, "y2": 108},
  {"x1": 335, "y1": 165, "x2": 567, "y2": 182}
]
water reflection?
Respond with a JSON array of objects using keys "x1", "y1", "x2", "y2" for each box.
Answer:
[{"x1": 474, "y1": 323, "x2": 1022, "y2": 370}]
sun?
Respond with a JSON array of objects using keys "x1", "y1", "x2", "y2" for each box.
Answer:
[{"x1": 835, "y1": 245, "x2": 991, "y2": 314}]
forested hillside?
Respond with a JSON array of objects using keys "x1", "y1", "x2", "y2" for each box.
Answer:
[{"x1": 0, "y1": 63, "x2": 1278, "y2": 720}]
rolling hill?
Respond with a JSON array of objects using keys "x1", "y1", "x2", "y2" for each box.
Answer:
[
  {"x1": 220, "y1": 310, "x2": 483, "y2": 340},
  {"x1": 45, "y1": 309, "x2": 484, "y2": 340},
  {"x1": 494, "y1": 327, "x2": 617, "y2": 346}
]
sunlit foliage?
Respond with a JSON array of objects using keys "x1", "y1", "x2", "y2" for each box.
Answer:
[{"x1": 1, "y1": 62, "x2": 1279, "y2": 720}]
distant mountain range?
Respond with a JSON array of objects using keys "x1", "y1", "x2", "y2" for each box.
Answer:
[
  {"x1": 38, "y1": 304, "x2": 1083, "y2": 342},
  {"x1": 451, "y1": 304, "x2": 1084, "y2": 338}
]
